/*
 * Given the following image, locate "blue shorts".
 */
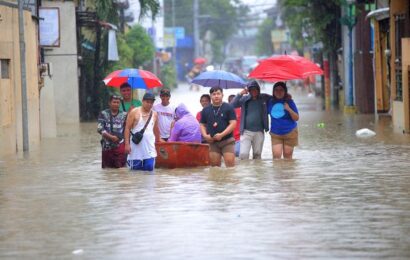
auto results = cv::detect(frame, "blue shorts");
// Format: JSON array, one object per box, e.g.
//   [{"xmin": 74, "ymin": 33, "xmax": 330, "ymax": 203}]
[{"xmin": 127, "ymin": 157, "xmax": 155, "ymax": 171}]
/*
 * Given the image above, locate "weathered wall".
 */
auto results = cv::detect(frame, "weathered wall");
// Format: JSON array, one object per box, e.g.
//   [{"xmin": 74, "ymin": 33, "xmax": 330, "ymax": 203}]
[
  {"xmin": 401, "ymin": 38, "xmax": 410, "ymax": 133},
  {"xmin": 0, "ymin": 4, "xmax": 40, "ymax": 156},
  {"xmin": 42, "ymin": 1, "xmax": 79, "ymax": 124}
]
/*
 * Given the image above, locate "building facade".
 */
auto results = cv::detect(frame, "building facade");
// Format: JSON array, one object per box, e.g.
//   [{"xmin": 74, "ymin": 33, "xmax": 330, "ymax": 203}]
[{"xmin": 0, "ymin": 2, "xmax": 41, "ymax": 156}]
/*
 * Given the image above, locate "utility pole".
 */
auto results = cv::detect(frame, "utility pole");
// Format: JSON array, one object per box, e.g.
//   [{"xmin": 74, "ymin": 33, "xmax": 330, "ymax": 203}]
[
  {"xmin": 193, "ymin": 0, "xmax": 200, "ymax": 58},
  {"xmin": 18, "ymin": 0, "xmax": 29, "ymax": 151},
  {"xmin": 172, "ymin": 0, "xmax": 177, "ymax": 68}
]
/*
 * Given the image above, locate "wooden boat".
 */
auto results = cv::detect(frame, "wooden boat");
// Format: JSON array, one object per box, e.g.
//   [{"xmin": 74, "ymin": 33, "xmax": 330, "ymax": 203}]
[{"xmin": 155, "ymin": 142, "xmax": 210, "ymax": 169}]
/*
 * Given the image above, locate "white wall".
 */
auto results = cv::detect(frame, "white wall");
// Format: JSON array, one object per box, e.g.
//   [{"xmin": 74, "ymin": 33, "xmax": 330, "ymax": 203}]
[{"xmin": 42, "ymin": 1, "xmax": 79, "ymax": 125}]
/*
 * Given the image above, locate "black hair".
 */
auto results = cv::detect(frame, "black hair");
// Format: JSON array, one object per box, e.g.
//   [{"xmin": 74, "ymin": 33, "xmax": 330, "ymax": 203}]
[
  {"xmin": 272, "ymin": 81, "xmax": 292, "ymax": 100},
  {"xmin": 200, "ymin": 94, "xmax": 211, "ymax": 101},
  {"xmin": 228, "ymin": 94, "xmax": 235, "ymax": 103},
  {"xmin": 120, "ymin": 83, "xmax": 131, "ymax": 89},
  {"xmin": 209, "ymin": 86, "xmax": 223, "ymax": 94}
]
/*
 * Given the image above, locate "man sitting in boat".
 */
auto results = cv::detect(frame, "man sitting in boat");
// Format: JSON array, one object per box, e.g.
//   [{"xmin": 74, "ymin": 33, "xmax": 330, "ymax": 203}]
[{"xmin": 169, "ymin": 103, "xmax": 201, "ymax": 143}]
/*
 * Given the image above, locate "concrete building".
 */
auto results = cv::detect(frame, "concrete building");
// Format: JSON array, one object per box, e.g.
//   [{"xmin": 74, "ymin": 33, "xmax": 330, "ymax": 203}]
[
  {"xmin": 369, "ymin": 0, "xmax": 410, "ymax": 133},
  {"xmin": 389, "ymin": 0, "xmax": 410, "ymax": 133},
  {"xmin": 41, "ymin": 0, "xmax": 79, "ymax": 133},
  {"xmin": 0, "ymin": 2, "xmax": 41, "ymax": 156}
]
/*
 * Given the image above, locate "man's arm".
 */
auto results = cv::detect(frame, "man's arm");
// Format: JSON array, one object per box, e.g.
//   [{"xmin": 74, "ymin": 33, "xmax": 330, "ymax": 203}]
[
  {"xmin": 153, "ymin": 112, "xmax": 161, "ymax": 142},
  {"xmin": 97, "ymin": 112, "xmax": 119, "ymax": 143},
  {"xmin": 200, "ymin": 123, "xmax": 213, "ymax": 143},
  {"xmin": 213, "ymin": 120, "xmax": 236, "ymax": 141},
  {"xmin": 231, "ymin": 88, "xmax": 248, "ymax": 108},
  {"xmin": 124, "ymin": 108, "xmax": 137, "ymax": 154},
  {"xmin": 168, "ymin": 122, "xmax": 180, "ymax": 142},
  {"xmin": 261, "ymin": 93, "xmax": 272, "ymax": 100}
]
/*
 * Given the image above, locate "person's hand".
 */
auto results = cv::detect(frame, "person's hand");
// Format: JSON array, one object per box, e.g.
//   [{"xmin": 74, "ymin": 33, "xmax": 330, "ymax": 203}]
[
  {"xmin": 204, "ymin": 134, "xmax": 214, "ymax": 143},
  {"xmin": 284, "ymin": 102, "xmax": 291, "ymax": 112},
  {"xmin": 240, "ymin": 88, "xmax": 248, "ymax": 95},
  {"xmin": 125, "ymin": 143, "xmax": 131, "ymax": 154},
  {"xmin": 111, "ymin": 135, "xmax": 120, "ymax": 143},
  {"xmin": 213, "ymin": 133, "xmax": 223, "ymax": 141}
]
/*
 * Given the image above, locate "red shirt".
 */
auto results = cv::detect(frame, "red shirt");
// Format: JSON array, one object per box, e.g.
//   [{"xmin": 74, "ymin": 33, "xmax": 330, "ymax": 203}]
[
  {"xmin": 233, "ymin": 108, "xmax": 241, "ymax": 141},
  {"xmin": 196, "ymin": 111, "xmax": 201, "ymax": 122}
]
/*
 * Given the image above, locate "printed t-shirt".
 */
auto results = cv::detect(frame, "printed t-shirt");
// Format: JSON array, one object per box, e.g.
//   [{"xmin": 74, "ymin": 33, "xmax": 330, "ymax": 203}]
[
  {"xmin": 153, "ymin": 103, "xmax": 175, "ymax": 138},
  {"xmin": 200, "ymin": 102, "xmax": 237, "ymax": 141},
  {"xmin": 267, "ymin": 99, "xmax": 298, "ymax": 135}
]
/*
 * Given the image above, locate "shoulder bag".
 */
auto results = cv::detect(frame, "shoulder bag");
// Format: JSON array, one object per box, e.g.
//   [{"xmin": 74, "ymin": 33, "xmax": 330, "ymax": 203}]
[{"xmin": 131, "ymin": 111, "xmax": 153, "ymax": 145}]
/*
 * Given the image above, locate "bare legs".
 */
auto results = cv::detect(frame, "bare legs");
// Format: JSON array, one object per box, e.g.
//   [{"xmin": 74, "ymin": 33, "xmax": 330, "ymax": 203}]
[
  {"xmin": 272, "ymin": 143, "xmax": 294, "ymax": 160},
  {"xmin": 210, "ymin": 151, "xmax": 235, "ymax": 167}
]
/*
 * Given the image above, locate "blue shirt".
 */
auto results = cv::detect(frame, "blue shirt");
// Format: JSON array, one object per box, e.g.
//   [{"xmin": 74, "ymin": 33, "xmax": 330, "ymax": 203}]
[{"xmin": 267, "ymin": 99, "xmax": 298, "ymax": 135}]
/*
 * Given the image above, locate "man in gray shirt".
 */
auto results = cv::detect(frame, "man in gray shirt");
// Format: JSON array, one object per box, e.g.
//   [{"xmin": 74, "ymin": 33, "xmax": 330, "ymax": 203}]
[{"xmin": 231, "ymin": 80, "xmax": 270, "ymax": 159}]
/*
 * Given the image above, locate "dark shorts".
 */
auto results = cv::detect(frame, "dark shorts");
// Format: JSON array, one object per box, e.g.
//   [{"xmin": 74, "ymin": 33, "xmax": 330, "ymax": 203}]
[
  {"xmin": 209, "ymin": 137, "xmax": 235, "ymax": 155},
  {"xmin": 127, "ymin": 157, "xmax": 156, "ymax": 171},
  {"xmin": 102, "ymin": 143, "xmax": 126, "ymax": 168}
]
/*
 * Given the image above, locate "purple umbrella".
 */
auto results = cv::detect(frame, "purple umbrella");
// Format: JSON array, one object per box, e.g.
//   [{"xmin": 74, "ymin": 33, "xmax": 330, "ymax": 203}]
[{"xmin": 191, "ymin": 70, "xmax": 246, "ymax": 89}]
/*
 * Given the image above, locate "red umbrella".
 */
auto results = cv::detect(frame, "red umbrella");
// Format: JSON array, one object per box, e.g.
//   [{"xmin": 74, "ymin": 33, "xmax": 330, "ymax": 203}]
[
  {"xmin": 103, "ymin": 68, "xmax": 162, "ymax": 89},
  {"xmin": 194, "ymin": 57, "xmax": 207, "ymax": 64},
  {"xmin": 248, "ymin": 55, "xmax": 323, "ymax": 82}
]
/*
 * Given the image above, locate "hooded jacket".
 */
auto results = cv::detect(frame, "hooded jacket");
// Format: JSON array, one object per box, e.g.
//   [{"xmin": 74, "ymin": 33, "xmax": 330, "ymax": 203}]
[
  {"xmin": 169, "ymin": 104, "xmax": 202, "ymax": 143},
  {"xmin": 231, "ymin": 82, "xmax": 271, "ymax": 135}
]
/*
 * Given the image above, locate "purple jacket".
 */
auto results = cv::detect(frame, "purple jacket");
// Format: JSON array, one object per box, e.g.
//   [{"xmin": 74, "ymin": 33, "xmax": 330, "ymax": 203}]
[{"xmin": 169, "ymin": 104, "xmax": 202, "ymax": 143}]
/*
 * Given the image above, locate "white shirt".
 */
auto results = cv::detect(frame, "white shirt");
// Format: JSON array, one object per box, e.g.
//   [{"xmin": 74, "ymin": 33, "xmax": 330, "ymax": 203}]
[
  {"xmin": 128, "ymin": 110, "xmax": 157, "ymax": 160},
  {"xmin": 153, "ymin": 103, "xmax": 175, "ymax": 139}
]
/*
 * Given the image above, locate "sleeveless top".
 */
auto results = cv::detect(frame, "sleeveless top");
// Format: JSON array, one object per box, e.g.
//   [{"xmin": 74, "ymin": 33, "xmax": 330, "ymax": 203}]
[{"xmin": 127, "ymin": 110, "xmax": 157, "ymax": 160}]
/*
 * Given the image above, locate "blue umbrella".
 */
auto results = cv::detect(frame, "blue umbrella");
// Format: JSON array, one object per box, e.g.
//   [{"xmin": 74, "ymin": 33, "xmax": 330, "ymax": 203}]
[{"xmin": 191, "ymin": 70, "xmax": 246, "ymax": 89}]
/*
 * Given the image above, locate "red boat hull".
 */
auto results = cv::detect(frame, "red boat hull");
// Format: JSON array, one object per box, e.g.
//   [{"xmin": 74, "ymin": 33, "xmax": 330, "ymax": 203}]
[{"xmin": 155, "ymin": 142, "xmax": 210, "ymax": 169}]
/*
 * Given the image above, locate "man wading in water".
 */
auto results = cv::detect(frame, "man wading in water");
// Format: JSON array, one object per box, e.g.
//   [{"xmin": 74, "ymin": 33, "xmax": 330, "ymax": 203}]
[
  {"xmin": 200, "ymin": 86, "xmax": 237, "ymax": 167},
  {"xmin": 124, "ymin": 93, "xmax": 160, "ymax": 171}
]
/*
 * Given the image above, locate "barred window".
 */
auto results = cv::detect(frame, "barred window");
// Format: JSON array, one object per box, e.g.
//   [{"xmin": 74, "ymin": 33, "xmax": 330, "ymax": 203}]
[
  {"xmin": 1, "ymin": 59, "xmax": 10, "ymax": 79},
  {"xmin": 394, "ymin": 14, "xmax": 405, "ymax": 101}
]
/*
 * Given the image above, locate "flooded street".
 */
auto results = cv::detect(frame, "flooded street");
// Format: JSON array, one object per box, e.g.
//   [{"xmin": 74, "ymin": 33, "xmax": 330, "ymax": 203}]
[{"xmin": 1, "ymin": 83, "xmax": 410, "ymax": 259}]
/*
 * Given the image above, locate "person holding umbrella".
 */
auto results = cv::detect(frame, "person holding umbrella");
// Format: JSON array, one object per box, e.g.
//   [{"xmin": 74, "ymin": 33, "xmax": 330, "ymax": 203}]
[
  {"xmin": 119, "ymin": 83, "xmax": 142, "ymax": 112},
  {"xmin": 200, "ymin": 86, "xmax": 237, "ymax": 167},
  {"xmin": 267, "ymin": 81, "xmax": 299, "ymax": 159},
  {"xmin": 231, "ymin": 80, "xmax": 270, "ymax": 160}
]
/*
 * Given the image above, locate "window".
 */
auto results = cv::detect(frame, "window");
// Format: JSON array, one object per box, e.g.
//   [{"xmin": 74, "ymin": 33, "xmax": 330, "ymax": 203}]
[
  {"xmin": 394, "ymin": 14, "xmax": 405, "ymax": 101},
  {"xmin": 1, "ymin": 59, "xmax": 10, "ymax": 79}
]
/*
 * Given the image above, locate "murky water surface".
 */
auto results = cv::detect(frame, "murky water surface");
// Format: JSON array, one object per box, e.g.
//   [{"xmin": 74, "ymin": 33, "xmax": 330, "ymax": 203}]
[{"xmin": 1, "ymin": 85, "xmax": 410, "ymax": 259}]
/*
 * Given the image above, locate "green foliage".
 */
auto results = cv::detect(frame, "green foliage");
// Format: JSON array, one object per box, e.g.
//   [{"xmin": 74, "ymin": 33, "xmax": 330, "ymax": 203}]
[
  {"xmin": 256, "ymin": 18, "xmax": 275, "ymax": 56},
  {"xmin": 160, "ymin": 62, "xmax": 177, "ymax": 89},
  {"xmin": 108, "ymin": 35, "xmax": 134, "ymax": 71},
  {"xmin": 138, "ymin": 0, "xmax": 160, "ymax": 20},
  {"xmin": 280, "ymin": 0, "xmax": 342, "ymax": 53},
  {"xmin": 106, "ymin": 25, "xmax": 155, "ymax": 77},
  {"xmin": 78, "ymin": 0, "xmax": 160, "ymax": 120},
  {"xmin": 125, "ymin": 25, "xmax": 155, "ymax": 67}
]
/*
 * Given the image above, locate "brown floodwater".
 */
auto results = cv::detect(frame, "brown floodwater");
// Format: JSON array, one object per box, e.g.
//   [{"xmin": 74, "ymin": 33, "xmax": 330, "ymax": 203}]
[{"xmin": 1, "ymin": 85, "xmax": 410, "ymax": 259}]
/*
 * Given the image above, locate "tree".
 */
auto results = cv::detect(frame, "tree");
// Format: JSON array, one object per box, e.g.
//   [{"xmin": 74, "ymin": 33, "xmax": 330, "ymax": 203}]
[
  {"xmin": 278, "ymin": 0, "xmax": 342, "ymax": 104},
  {"xmin": 256, "ymin": 18, "xmax": 275, "ymax": 56},
  {"xmin": 280, "ymin": 0, "xmax": 341, "ymax": 54},
  {"xmin": 79, "ymin": 0, "xmax": 160, "ymax": 120}
]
